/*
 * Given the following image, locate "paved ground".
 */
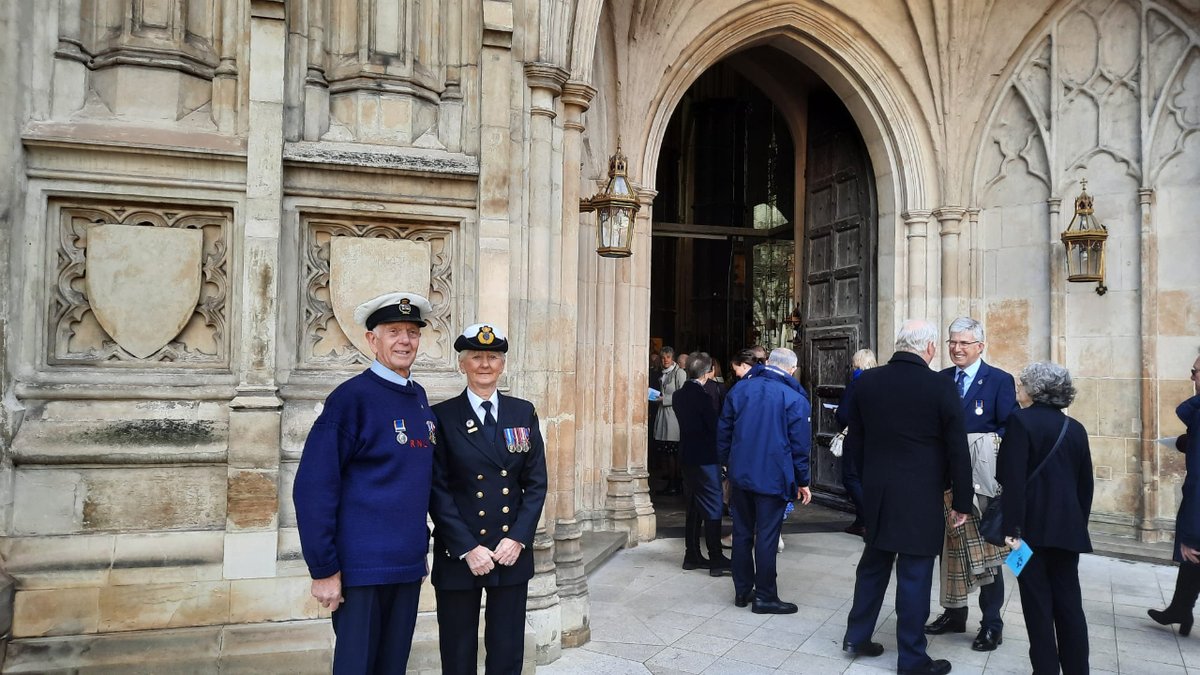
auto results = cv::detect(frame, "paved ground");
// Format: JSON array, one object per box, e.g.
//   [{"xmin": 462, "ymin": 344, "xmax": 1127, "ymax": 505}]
[{"xmin": 543, "ymin": 526, "xmax": 1199, "ymax": 674}]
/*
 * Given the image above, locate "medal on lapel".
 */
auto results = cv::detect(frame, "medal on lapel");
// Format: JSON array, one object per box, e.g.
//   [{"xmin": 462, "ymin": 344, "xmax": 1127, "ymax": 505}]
[
  {"xmin": 466, "ymin": 419, "xmax": 477, "ymax": 434},
  {"xmin": 394, "ymin": 419, "xmax": 408, "ymax": 444},
  {"xmin": 504, "ymin": 427, "xmax": 531, "ymax": 453},
  {"xmin": 427, "ymin": 420, "xmax": 437, "ymax": 445},
  {"xmin": 975, "ymin": 400, "xmax": 984, "ymax": 416}
]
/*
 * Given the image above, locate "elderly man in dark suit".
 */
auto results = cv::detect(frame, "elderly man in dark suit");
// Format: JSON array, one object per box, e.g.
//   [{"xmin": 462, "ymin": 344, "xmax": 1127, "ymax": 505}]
[
  {"xmin": 925, "ymin": 317, "xmax": 1018, "ymax": 652},
  {"xmin": 429, "ymin": 323, "xmax": 548, "ymax": 675},
  {"xmin": 841, "ymin": 320, "xmax": 973, "ymax": 675}
]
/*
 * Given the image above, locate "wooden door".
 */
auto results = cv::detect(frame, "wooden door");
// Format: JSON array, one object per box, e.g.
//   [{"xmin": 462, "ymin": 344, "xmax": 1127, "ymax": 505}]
[{"xmin": 798, "ymin": 92, "xmax": 876, "ymax": 502}]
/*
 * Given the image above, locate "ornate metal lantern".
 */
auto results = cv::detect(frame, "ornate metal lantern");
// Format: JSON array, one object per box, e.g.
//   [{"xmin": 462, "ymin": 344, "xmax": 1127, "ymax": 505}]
[
  {"xmin": 581, "ymin": 145, "xmax": 640, "ymax": 258},
  {"xmin": 1060, "ymin": 179, "xmax": 1109, "ymax": 295}
]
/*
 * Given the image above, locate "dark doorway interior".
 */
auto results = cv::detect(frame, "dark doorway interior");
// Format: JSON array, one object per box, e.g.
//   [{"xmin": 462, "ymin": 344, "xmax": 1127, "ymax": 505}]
[{"xmin": 648, "ymin": 50, "xmax": 877, "ymax": 510}]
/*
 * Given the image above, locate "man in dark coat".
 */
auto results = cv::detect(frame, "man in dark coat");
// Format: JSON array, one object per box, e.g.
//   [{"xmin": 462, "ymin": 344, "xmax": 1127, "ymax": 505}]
[
  {"xmin": 926, "ymin": 317, "xmax": 1018, "ymax": 651},
  {"xmin": 717, "ymin": 347, "xmax": 812, "ymax": 614},
  {"xmin": 429, "ymin": 323, "xmax": 548, "ymax": 675},
  {"xmin": 842, "ymin": 320, "xmax": 973, "ymax": 675},
  {"xmin": 674, "ymin": 352, "xmax": 732, "ymax": 575}
]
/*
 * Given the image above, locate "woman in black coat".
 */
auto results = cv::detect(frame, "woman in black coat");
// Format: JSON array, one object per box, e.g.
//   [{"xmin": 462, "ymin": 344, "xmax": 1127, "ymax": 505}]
[
  {"xmin": 997, "ymin": 361, "xmax": 1093, "ymax": 675},
  {"xmin": 1148, "ymin": 354, "xmax": 1200, "ymax": 635}
]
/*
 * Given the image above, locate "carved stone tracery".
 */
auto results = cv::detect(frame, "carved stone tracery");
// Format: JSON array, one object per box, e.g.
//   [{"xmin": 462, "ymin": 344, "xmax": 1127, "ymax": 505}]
[
  {"xmin": 300, "ymin": 215, "xmax": 454, "ymax": 369},
  {"xmin": 51, "ymin": 201, "xmax": 230, "ymax": 366}
]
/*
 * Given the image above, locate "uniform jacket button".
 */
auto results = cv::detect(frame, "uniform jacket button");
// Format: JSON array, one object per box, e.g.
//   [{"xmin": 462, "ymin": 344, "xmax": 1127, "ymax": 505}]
[
  {"xmin": 476, "ymin": 491, "xmax": 483, "ymax": 498},
  {"xmin": 477, "ymin": 474, "xmax": 484, "ymax": 480},
  {"xmin": 501, "ymin": 470, "xmax": 508, "ymax": 477},
  {"xmin": 478, "ymin": 510, "xmax": 485, "ymax": 517},
  {"xmin": 502, "ymin": 525, "xmax": 509, "ymax": 532},
  {"xmin": 502, "ymin": 506, "xmax": 510, "ymax": 513},
  {"xmin": 480, "ymin": 529, "xmax": 487, "ymax": 536},
  {"xmin": 502, "ymin": 488, "xmax": 510, "ymax": 495}
]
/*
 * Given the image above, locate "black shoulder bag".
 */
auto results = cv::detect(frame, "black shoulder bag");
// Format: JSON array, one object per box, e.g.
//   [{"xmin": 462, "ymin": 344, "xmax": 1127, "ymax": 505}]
[{"xmin": 978, "ymin": 417, "xmax": 1070, "ymax": 547}]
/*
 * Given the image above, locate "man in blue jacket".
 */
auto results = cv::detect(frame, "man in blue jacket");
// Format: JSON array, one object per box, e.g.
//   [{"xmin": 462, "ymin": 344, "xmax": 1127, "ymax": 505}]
[
  {"xmin": 717, "ymin": 347, "xmax": 812, "ymax": 614},
  {"xmin": 293, "ymin": 291, "xmax": 437, "ymax": 674}
]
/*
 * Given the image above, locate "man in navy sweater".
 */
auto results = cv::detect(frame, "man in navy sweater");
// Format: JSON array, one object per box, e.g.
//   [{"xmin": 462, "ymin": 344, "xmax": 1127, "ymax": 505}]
[{"xmin": 293, "ymin": 291, "xmax": 438, "ymax": 674}]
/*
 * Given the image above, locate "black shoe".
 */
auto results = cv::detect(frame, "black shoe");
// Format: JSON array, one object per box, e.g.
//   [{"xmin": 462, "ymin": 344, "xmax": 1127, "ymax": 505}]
[
  {"xmin": 841, "ymin": 640, "xmax": 884, "ymax": 657},
  {"xmin": 971, "ymin": 627, "xmax": 1002, "ymax": 651},
  {"xmin": 898, "ymin": 659, "xmax": 951, "ymax": 675},
  {"xmin": 681, "ymin": 555, "xmax": 709, "ymax": 570},
  {"xmin": 708, "ymin": 560, "xmax": 732, "ymax": 577},
  {"xmin": 752, "ymin": 599, "xmax": 798, "ymax": 614},
  {"xmin": 923, "ymin": 610, "xmax": 967, "ymax": 635},
  {"xmin": 734, "ymin": 590, "xmax": 754, "ymax": 608},
  {"xmin": 1149, "ymin": 607, "xmax": 1195, "ymax": 636}
]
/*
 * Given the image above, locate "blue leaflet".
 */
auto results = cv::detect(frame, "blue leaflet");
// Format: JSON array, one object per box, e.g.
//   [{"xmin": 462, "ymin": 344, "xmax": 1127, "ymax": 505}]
[{"xmin": 1005, "ymin": 540, "xmax": 1034, "ymax": 577}]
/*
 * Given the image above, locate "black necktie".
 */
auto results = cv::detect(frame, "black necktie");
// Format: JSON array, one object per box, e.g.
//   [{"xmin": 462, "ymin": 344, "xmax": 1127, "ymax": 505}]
[{"xmin": 481, "ymin": 400, "xmax": 497, "ymax": 430}]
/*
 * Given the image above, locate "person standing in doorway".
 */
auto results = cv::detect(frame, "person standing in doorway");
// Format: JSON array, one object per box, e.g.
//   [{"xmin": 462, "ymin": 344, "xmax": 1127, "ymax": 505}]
[
  {"xmin": 674, "ymin": 351, "xmax": 732, "ymax": 576},
  {"xmin": 654, "ymin": 346, "xmax": 687, "ymax": 495}
]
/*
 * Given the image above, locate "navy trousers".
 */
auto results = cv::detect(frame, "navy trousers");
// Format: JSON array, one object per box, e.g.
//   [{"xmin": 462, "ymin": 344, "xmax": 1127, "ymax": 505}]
[
  {"xmin": 845, "ymin": 545, "xmax": 936, "ymax": 671},
  {"xmin": 978, "ymin": 573, "xmax": 1005, "ymax": 630},
  {"xmin": 841, "ymin": 451, "xmax": 865, "ymax": 527},
  {"xmin": 436, "ymin": 583, "xmax": 529, "ymax": 675},
  {"xmin": 1017, "ymin": 547, "xmax": 1089, "ymax": 675},
  {"xmin": 330, "ymin": 581, "xmax": 421, "ymax": 674},
  {"xmin": 729, "ymin": 486, "xmax": 787, "ymax": 602}
]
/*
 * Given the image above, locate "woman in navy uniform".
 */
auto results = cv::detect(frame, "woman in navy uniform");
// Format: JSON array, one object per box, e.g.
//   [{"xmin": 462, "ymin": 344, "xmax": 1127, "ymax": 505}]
[{"xmin": 429, "ymin": 323, "xmax": 548, "ymax": 674}]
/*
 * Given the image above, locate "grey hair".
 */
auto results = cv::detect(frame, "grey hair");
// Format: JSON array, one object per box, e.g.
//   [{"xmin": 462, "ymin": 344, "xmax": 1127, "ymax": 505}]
[
  {"xmin": 660, "ymin": 346, "xmax": 675, "ymax": 358},
  {"xmin": 852, "ymin": 348, "xmax": 877, "ymax": 370},
  {"xmin": 1020, "ymin": 361, "xmax": 1076, "ymax": 408},
  {"xmin": 458, "ymin": 349, "xmax": 507, "ymax": 364},
  {"xmin": 686, "ymin": 352, "xmax": 712, "ymax": 380},
  {"xmin": 895, "ymin": 320, "xmax": 938, "ymax": 354},
  {"xmin": 948, "ymin": 317, "xmax": 985, "ymax": 343},
  {"xmin": 766, "ymin": 347, "xmax": 798, "ymax": 370}
]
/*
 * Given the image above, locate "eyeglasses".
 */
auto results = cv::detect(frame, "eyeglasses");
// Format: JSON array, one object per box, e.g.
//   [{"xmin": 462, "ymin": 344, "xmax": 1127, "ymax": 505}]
[{"xmin": 946, "ymin": 340, "xmax": 981, "ymax": 348}]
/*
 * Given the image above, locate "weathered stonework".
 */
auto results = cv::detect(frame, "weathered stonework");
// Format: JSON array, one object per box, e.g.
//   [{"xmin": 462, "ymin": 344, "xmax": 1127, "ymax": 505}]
[{"xmin": 1, "ymin": 0, "xmax": 1198, "ymax": 672}]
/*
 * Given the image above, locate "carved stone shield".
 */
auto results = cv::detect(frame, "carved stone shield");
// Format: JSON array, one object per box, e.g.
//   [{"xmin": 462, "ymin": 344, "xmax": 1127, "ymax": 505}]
[
  {"xmin": 85, "ymin": 224, "xmax": 203, "ymax": 359},
  {"xmin": 329, "ymin": 237, "xmax": 432, "ymax": 358}
]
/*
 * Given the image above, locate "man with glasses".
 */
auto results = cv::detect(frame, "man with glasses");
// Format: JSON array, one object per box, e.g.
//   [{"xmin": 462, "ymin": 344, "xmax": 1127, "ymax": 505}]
[{"xmin": 924, "ymin": 317, "xmax": 1018, "ymax": 652}]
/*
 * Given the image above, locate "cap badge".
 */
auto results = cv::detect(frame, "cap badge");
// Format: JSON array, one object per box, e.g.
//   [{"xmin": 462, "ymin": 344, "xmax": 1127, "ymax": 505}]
[
  {"xmin": 399, "ymin": 298, "xmax": 412, "ymax": 314},
  {"xmin": 478, "ymin": 326, "xmax": 495, "ymax": 345}
]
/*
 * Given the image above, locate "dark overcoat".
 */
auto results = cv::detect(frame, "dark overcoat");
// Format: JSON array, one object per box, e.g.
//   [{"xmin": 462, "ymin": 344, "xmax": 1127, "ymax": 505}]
[
  {"xmin": 1174, "ymin": 395, "xmax": 1200, "ymax": 563},
  {"xmin": 429, "ymin": 391, "xmax": 547, "ymax": 590},
  {"xmin": 844, "ymin": 351, "xmax": 973, "ymax": 556},
  {"xmin": 995, "ymin": 403, "xmax": 1093, "ymax": 552}
]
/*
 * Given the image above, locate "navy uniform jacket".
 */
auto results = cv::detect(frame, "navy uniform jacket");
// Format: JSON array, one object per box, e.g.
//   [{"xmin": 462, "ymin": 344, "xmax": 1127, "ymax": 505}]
[
  {"xmin": 845, "ymin": 351, "xmax": 973, "ymax": 556},
  {"xmin": 429, "ymin": 391, "xmax": 548, "ymax": 590},
  {"xmin": 996, "ymin": 404, "xmax": 1093, "ymax": 552},
  {"xmin": 1173, "ymin": 395, "xmax": 1200, "ymax": 563},
  {"xmin": 940, "ymin": 360, "xmax": 1017, "ymax": 436}
]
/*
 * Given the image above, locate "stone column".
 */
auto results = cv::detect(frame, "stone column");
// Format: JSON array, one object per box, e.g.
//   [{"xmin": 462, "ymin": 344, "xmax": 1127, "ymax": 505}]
[
  {"xmin": 966, "ymin": 208, "xmax": 982, "ymax": 318},
  {"xmin": 1137, "ymin": 187, "xmax": 1159, "ymax": 542},
  {"xmin": 213, "ymin": 0, "xmax": 240, "ymax": 134},
  {"xmin": 224, "ymin": 0, "xmax": 286, "ymax": 581},
  {"xmin": 934, "ymin": 206, "xmax": 967, "ymax": 336},
  {"xmin": 302, "ymin": 0, "xmax": 329, "ymax": 141},
  {"xmin": 902, "ymin": 210, "xmax": 931, "ymax": 320},
  {"xmin": 554, "ymin": 80, "xmax": 596, "ymax": 649},
  {"xmin": 522, "ymin": 61, "xmax": 568, "ymax": 666},
  {"xmin": 605, "ymin": 189, "xmax": 656, "ymax": 545},
  {"xmin": 1047, "ymin": 198, "xmax": 1066, "ymax": 363}
]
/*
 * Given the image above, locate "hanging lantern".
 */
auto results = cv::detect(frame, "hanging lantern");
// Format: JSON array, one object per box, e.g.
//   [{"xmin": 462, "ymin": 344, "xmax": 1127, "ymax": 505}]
[
  {"xmin": 1060, "ymin": 179, "xmax": 1108, "ymax": 296},
  {"xmin": 581, "ymin": 144, "xmax": 640, "ymax": 258}
]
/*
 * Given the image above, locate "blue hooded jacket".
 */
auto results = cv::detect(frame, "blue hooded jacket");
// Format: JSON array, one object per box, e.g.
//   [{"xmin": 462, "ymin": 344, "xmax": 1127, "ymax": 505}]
[{"xmin": 717, "ymin": 366, "xmax": 812, "ymax": 499}]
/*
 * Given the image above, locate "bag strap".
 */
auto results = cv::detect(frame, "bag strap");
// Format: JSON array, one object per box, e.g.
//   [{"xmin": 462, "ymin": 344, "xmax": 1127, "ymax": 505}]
[{"xmin": 1026, "ymin": 417, "xmax": 1070, "ymax": 485}]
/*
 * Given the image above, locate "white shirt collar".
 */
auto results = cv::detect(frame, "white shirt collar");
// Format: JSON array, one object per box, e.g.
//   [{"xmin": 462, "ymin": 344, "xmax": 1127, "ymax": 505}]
[
  {"xmin": 466, "ymin": 388, "xmax": 499, "ymax": 423},
  {"xmin": 370, "ymin": 360, "xmax": 410, "ymax": 386}
]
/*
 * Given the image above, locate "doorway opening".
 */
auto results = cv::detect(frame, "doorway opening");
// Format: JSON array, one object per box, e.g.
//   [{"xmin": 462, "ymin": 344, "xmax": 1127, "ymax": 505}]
[{"xmin": 647, "ymin": 48, "xmax": 877, "ymax": 514}]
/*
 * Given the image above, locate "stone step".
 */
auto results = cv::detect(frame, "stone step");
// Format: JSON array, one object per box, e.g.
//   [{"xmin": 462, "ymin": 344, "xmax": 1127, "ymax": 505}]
[
  {"xmin": 580, "ymin": 531, "xmax": 627, "ymax": 575},
  {"xmin": 1091, "ymin": 532, "xmax": 1174, "ymax": 563}
]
